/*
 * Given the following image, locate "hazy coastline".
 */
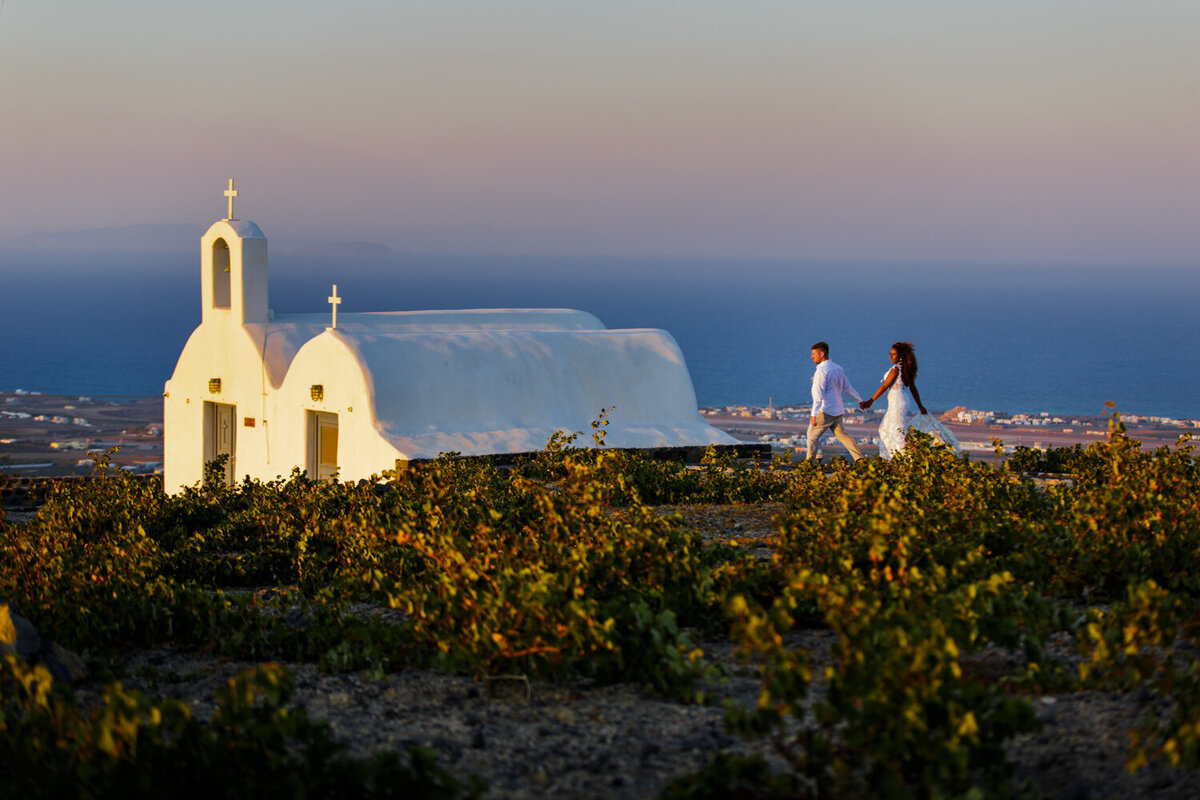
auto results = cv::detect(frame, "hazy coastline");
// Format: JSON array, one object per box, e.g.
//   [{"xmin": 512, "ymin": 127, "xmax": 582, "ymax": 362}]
[{"xmin": 3, "ymin": 391, "xmax": 1194, "ymax": 479}]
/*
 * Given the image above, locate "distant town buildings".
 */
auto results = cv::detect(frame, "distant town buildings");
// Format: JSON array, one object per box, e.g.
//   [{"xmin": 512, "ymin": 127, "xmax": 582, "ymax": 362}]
[
  {"xmin": 700, "ymin": 403, "xmax": 1199, "ymax": 460},
  {"xmin": 940, "ymin": 406, "xmax": 1199, "ymax": 430},
  {"xmin": 713, "ymin": 403, "xmax": 881, "ymax": 421}
]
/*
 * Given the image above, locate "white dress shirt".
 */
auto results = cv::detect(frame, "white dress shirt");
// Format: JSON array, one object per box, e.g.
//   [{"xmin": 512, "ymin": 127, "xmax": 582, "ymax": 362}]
[{"xmin": 811, "ymin": 359, "xmax": 862, "ymax": 417}]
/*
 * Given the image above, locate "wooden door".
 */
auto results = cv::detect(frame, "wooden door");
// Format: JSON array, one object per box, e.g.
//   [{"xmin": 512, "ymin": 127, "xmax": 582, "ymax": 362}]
[
  {"xmin": 205, "ymin": 402, "xmax": 236, "ymax": 486},
  {"xmin": 308, "ymin": 411, "xmax": 339, "ymax": 481}
]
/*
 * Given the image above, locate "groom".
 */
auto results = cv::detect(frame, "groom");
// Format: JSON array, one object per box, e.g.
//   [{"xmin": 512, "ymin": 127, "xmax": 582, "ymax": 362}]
[{"xmin": 807, "ymin": 341, "xmax": 865, "ymax": 462}]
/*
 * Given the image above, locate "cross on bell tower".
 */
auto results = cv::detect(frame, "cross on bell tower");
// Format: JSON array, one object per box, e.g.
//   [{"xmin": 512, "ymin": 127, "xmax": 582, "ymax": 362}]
[{"xmin": 223, "ymin": 178, "xmax": 238, "ymax": 220}]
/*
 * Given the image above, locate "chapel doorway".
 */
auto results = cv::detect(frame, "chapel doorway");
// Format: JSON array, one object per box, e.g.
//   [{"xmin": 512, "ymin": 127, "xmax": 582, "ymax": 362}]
[
  {"xmin": 308, "ymin": 411, "xmax": 339, "ymax": 481},
  {"xmin": 203, "ymin": 402, "xmax": 236, "ymax": 486}
]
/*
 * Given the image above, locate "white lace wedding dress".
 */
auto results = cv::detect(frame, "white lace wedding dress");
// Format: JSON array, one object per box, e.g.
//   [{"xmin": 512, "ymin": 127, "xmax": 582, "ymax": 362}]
[{"xmin": 877, "ymin": 366, "xmax": 961, "ymax": 459}]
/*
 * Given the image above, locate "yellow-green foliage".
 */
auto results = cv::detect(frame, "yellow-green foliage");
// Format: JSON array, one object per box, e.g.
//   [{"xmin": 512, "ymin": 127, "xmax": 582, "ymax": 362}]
[
  {"xmin": 720, "ymin": 425, "xmax": 1200, "ymax": 797},
  {"xmin": 1, "ymin": 420, "xmax": 1198, "ymax": 799}
]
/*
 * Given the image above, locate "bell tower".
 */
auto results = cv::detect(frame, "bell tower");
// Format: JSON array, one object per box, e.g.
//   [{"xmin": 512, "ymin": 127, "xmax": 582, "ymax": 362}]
[{"xmin": 200, "ymin": 179, "xmax": 268, "ymax": 325}]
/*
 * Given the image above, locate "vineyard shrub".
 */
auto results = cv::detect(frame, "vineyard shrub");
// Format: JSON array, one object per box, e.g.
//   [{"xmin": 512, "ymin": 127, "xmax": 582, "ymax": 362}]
[{"xmin": 1, "ymin": 416, "xmax": 1197, "ymax": 796}]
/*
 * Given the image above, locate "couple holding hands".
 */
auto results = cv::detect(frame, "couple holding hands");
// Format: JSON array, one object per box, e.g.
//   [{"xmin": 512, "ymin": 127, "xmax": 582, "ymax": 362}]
[{"xmin": 807, "ymin": 340, "xmax": 959, "ymax": 462}]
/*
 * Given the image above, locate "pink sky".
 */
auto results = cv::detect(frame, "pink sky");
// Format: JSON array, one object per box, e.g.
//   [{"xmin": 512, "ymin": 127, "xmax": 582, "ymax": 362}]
[{"xmin": 2, "ymin": 1, "xmax": 1198, "ymax": 265}]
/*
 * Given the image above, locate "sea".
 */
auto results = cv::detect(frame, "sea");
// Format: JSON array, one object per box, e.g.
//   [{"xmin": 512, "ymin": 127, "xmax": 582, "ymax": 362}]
[{"xmin": 2, "ymin": 249, "xmax": 1198, "ymax": 421}]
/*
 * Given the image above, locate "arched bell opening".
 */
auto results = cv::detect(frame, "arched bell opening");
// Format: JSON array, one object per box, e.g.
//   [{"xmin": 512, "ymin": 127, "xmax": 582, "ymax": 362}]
[{"xmin": 212, "ymin": 238, "xmax": 231, "ymax": 309}]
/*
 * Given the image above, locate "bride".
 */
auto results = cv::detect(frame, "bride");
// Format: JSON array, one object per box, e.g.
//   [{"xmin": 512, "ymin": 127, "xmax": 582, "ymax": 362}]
[{"xmin": 859, "ymin": 341, "xmax": 960, "ymax": 459}]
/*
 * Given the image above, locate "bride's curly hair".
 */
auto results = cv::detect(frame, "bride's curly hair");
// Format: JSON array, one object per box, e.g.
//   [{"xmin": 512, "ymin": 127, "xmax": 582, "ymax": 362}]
[{"xmin": 892, "ymin": 341, "xmax": 918, "ymax": 386}]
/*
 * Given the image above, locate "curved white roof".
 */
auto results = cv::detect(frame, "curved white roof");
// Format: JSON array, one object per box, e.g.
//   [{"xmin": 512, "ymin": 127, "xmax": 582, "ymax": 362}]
[
  {"xmin": 216, "ymin": 219, "xmax": 266, "ymax": 239},
  {"xmin": 259, "ymin": 308, "xmax": 605, "ymax": 388},
  {"xmin": 289, "ymin": 327, "xmax": 734, "ymax": 459}
]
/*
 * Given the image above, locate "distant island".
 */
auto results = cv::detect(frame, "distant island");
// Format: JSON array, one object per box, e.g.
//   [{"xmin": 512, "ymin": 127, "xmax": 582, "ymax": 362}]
[{"xmin": 0, "ymin": 223, "xmax": 394, "ymax": 260}]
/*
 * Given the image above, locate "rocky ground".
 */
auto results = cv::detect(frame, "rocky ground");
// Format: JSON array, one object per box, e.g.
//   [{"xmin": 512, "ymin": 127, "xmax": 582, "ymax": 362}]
[
  {"xmin": 10, "ymin": 499, "xmax": 1200, "ymax": 798},
  {"xmin": 97, "ymin": 639, "xmax": 1200, "ymax": 800}
]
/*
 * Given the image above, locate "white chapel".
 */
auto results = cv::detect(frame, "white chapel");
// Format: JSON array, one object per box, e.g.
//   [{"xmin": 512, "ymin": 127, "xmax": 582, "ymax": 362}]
[{"xmin": 162, "ymin": 182, "xmax": 736, "ymax": 491}]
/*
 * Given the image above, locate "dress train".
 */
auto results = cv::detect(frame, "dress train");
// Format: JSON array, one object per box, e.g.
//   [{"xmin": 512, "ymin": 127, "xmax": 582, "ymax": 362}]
[{"xmin": 877, "ymin": 368, "xmax": 960, "ymax": 459}]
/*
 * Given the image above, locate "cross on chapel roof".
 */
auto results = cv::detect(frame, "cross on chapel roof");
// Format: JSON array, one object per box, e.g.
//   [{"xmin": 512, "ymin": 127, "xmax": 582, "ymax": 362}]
[
  {"xmin": 328, "ymin": 284, "xmax": 342, "ymax": 330},
  {"xmin": 223, "ymin": 178, "xmax": 238, "ymax": 220}
]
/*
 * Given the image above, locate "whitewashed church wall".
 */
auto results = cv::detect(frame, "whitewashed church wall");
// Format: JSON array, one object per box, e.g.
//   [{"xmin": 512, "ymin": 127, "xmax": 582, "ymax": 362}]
[
  {"xmin": 272, "ymin": 330, "xmax": 401, "ymax": 482},
  {"xmin": 163, "ymin": 324, "xmax": 279, "ymax": 491}
]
